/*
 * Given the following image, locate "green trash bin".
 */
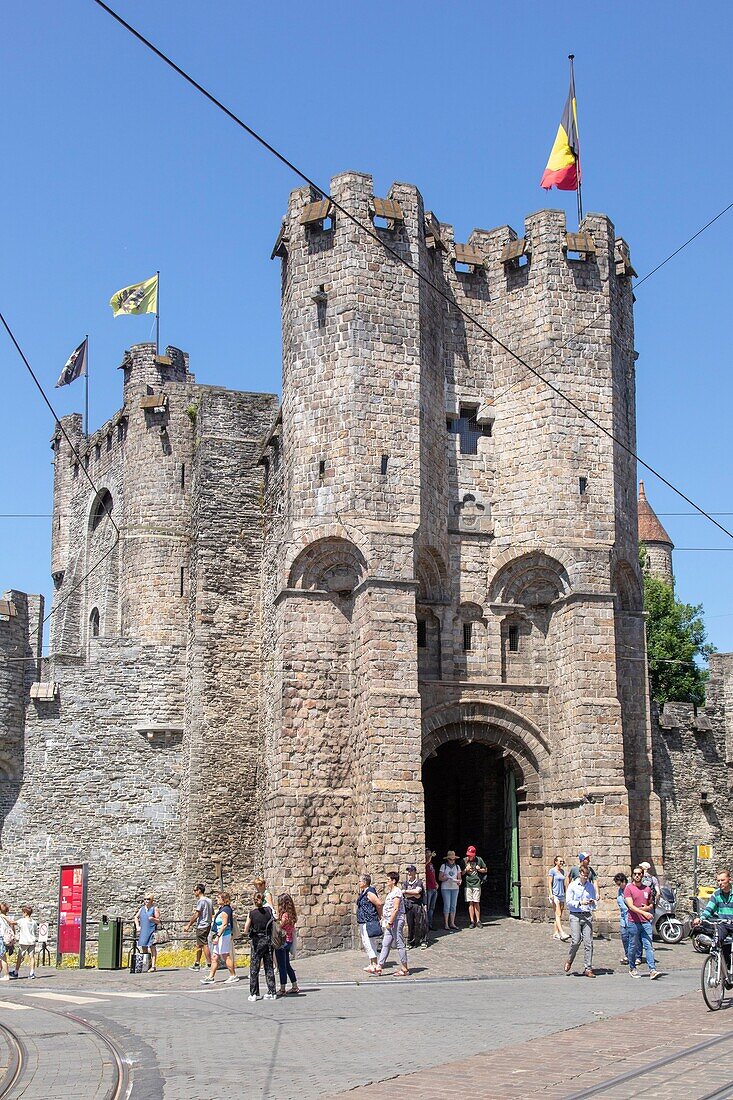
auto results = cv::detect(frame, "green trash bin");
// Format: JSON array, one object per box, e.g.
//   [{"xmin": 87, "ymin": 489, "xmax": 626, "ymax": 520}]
[{"xmin": 97, "ymin": 915, "xmax": 123, "ymax": 969}]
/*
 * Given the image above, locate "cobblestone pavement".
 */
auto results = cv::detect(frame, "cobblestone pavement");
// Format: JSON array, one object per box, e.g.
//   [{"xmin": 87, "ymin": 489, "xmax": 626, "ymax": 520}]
[
  {"xmin": 0, "ymin": 921, "xmax": 722, "ymax": 1098},
  {"xmin": 338, "ymin": 991, "xmax": 733, "ymax": 1098}
]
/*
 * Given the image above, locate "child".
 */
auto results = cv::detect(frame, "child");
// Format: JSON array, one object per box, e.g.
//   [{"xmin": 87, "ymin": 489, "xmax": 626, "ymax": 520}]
[{"xmin": 16, "ymin": 906, "xmax": 39, "ymax": 979}]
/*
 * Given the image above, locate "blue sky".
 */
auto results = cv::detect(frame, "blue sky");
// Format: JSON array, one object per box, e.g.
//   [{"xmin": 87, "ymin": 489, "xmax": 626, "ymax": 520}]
[{"xmin": 2, "ymin": 1, "xmax": 732, "ymax": 653}]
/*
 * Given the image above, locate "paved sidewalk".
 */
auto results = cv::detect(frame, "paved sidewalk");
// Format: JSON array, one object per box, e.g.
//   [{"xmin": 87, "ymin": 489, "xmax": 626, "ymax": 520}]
[
  {"xmin": 295, "ymin": 915, "xmax": 694, "ymax": 982},
  {"xmin": 337, "ymin": 991, "xmax": 733, "ymax": 1098}
]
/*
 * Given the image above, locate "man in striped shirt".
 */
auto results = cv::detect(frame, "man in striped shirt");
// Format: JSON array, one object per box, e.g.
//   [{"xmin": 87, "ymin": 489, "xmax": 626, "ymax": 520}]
[{"xmin": 697, "ymin": 870, "xmax": 733, "ymax": 950}]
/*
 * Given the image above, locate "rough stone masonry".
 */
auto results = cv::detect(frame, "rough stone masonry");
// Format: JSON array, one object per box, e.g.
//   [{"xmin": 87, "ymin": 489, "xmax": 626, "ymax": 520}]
[{"xmin": 1, "ymin": 171, "xmax": 730, "ymax": 947}]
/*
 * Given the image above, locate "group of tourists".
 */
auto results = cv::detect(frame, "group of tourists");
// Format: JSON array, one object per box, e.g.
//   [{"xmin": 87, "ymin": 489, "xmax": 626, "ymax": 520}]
[
  {"xmin": 355, "ymin": 844, "xmax": 489, "ymax": 976},
  {"xmin": 0, "ymin": 903, "xmax": 41, "ymax": 981},
  {"xmin": 13, "ymin": 850, "xmax": 728, "ymax": 992},
  {"xmin": 136, "ymin": 877, "xmax": 300, "ymax": 1000},
  {"xmin": 548, "ymin": 851, "xmax": 662, "ymax": 979}
]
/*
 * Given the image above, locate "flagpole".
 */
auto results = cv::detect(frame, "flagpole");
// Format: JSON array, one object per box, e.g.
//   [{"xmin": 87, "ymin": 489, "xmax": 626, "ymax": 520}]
[
  {"xmin": 569, "ymin": 54, "xmax": 584, "ymax": 225},
  {"xmin": 85, "ymin": 334, "xmax": 89, "ymax": 438},
  {"xmin": 156, "ymin": 270, "xmax": 160, "ymax": 355}
]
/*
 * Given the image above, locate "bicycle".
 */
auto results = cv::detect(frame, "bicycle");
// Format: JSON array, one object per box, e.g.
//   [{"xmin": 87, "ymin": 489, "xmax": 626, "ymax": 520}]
[{"xmin": 699, "ymin": 919, "xmax": 733, "ymax": 1010}]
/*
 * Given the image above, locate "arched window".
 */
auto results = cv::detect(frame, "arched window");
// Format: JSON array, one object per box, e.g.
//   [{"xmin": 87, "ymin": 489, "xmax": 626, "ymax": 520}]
[
  {"xmin": 89, "ymin": 607, "xmax": 100, "ymax": 638},
  {"xmin": 90, "ymin": 489, "xmax": 113, "ymax": 532}
]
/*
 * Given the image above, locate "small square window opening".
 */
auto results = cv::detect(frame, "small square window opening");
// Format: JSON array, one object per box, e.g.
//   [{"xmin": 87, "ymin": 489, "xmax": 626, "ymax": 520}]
[
  {"xmin": 579, "ymin": 476, "xmax": 588, "ymax": 496},
  {"xmin": 380, "ymin": 455, "xmax": 389, "ymax": 476}
]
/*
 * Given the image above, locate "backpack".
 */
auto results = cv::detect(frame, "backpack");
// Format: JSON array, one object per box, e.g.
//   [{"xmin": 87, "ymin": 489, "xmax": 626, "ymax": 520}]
[
  {"xmin": 267, "ymin": 913, "xmax": 285, "ymax": 949},
  {"xmin": 1, "ymin": 918, "xmax": 14, "ymax": 947}
]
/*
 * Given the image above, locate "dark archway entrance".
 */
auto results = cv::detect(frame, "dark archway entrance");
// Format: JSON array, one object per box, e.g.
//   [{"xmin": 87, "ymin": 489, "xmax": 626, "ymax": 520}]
[{"xmin": 422, "ymin": 741, "xmax": 520, "ymax": 917}]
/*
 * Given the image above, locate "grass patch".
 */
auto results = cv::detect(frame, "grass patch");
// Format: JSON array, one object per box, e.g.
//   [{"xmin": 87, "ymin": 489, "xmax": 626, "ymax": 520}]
[{"xmin": 55, "ymin": 945, "xmax": 252, "ymax": 970}]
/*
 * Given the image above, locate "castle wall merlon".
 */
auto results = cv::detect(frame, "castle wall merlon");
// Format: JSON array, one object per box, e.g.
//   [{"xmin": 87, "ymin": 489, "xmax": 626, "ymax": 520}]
[
  {"xmin": 121, "ymin": 343, "xmax": 189, "ymax": 396},
  {"xmin": 52, "ymin": 413, "xmax": 83, "ymax": 453}
]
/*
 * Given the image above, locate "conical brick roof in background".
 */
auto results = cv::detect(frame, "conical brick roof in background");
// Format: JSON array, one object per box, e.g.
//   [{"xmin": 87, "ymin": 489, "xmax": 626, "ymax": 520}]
[{"xmin": 638, "ymin": 481, "xmax": 673, "ymax": 546}]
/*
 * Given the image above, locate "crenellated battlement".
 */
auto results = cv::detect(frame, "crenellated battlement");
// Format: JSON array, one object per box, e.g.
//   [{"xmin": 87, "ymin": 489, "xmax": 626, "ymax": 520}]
[{"xmin": 275, "ymin": 172, "xmax": 633, "ymax": 294}]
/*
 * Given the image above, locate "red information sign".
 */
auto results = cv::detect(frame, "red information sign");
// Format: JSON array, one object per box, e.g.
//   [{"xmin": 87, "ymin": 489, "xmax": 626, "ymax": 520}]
[{"xmin": 58, "ymin": 864, "xmax": 85, "ymax": 954}]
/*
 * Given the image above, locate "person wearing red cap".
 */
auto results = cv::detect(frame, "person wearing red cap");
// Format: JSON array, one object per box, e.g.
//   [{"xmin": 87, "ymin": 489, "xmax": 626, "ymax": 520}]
[{"xmin": 462, "ymin": 845, "xmax": 487, "ymax": 928}]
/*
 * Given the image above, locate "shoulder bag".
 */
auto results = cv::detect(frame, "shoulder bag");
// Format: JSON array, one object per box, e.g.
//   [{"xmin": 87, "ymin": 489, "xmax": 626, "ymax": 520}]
[{"xmin": 152, "ymin": 921, "xmax": 170, "ymax": 946}]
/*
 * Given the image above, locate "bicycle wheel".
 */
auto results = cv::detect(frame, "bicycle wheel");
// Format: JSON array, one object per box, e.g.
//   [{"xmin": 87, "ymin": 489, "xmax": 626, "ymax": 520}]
[{"xmin": 702, "ymin": 952, "xmax": 725, "ymax": 1010}]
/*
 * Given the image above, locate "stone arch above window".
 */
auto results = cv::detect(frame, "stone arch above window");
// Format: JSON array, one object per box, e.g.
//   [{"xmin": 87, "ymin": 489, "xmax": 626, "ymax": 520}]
[
  {"xmin": 89, "ymin": 489, "xmax": 113, "ymax": 532},
  {"xmin": 489, "ymin": 551, "xmax": 570, "ymax": 607},
  {"xmin": 288, "ymin": 536, "xmax": 367, "ymax": 595},
  {"xmin": 89, "ymin": 607, "xmax": 100, "ymax": 638},
  {"xmin": 415, "ymin": 546, "xmax": 448, "ymax": 604},
  {"xmin": 612, "ymin": 560, "xmax": 642, "ymax": 613}
]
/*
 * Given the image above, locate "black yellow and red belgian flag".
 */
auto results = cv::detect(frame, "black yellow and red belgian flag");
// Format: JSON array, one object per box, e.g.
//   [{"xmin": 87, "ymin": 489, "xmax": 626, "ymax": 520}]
[{"xmin": 540, "ymin": 67, "xmax": 580, "ymax": 191}]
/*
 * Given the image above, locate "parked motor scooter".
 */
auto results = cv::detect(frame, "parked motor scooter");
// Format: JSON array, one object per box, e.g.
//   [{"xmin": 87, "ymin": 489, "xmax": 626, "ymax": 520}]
[{"xmin": 654, "ymin": 885, "xmax": 684, "ymax": 944}]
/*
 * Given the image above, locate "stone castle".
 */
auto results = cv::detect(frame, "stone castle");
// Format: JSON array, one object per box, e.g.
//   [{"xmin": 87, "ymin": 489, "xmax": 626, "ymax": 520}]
[{"xmin": 1, "ymin": 172, "xmax": 731, "ymax": 948}]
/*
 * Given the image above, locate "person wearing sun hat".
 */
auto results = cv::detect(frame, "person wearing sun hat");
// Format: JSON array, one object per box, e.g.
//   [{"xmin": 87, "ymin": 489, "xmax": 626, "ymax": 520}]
[
  {"xmin": 462, "ymin": 845, "xmax": 487, "ymax": 928},
  {"xmin": 438, "ymin": 850, "xmax": 462, "ymax": 930}
]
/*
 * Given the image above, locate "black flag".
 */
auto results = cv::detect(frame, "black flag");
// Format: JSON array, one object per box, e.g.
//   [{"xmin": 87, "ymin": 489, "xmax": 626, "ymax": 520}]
[{"xmin": 55, "ymin": 338, "xmax": 88, "ymax": 388}]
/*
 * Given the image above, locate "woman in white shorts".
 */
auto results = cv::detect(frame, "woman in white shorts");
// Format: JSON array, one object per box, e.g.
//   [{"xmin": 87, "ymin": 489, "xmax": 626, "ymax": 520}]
[
  {"xmin": 201, "ymin": 891, "xmax": 238, "ymax": 984},
  {"xmin": 356, "ymin": 874, "xmax": 382, "ymax": 972}
]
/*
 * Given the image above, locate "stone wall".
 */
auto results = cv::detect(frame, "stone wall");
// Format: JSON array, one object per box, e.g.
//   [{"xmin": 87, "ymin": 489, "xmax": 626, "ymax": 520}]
[
  {"xmin": 178, "ymin": 385, "xmax": 278, "ymax": 904},
  {"xmin": 0, "ymin": 591, "xmax": 43, "ymax": 837},
  {"xmin": 653, "ymin": 653, "xmax": 733, "ymax": 897},
  {"xmin": 2, "ymin": 639, "xmax": 186, "ymax": 920}
]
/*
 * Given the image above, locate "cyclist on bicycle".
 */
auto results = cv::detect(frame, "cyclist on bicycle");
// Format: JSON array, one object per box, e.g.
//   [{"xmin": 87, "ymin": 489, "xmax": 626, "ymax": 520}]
[{"xmin": 694, "ymin": 869, "xmax": 733, "ymax": 951}]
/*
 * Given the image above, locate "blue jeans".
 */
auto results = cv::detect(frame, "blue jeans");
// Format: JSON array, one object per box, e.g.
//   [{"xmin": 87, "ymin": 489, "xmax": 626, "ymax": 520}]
[
  {"xmin": 426, "ymin": 889, "xmax": 438, "ymax": 929},
  {"xmin": 619, "ymin": 909, "xmax": 630, "ymax": 959},
  {"xmin": 441, "ymin": 886, "xmax": 459, "ymax": 919},
  {"xmin": 628, "ymin": 920, "xmax": 655, "ymax": 971},
  {"xmin": 275, "ymin": 942, "xmax": 297, "ymax": 987}
]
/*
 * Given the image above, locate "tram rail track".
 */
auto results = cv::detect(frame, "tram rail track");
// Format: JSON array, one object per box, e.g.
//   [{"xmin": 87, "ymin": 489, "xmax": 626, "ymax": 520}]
[
  {"xmin": 0, "ymin": 1003, "xmax": 129, "ymax": 1100},
  {"xmin": 566, "ymin": 1027, "xmax": 733, "ymax": 1098},
  {"xmin": 0, "ymin": 1021, "xmax": 25, "ymax": 1099}
]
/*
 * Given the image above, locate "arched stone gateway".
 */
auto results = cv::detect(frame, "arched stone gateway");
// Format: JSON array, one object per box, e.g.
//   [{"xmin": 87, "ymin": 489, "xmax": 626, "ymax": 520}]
[{"xmin": 422, "ymin": 702, "xmax": 550, "ymax": 921}]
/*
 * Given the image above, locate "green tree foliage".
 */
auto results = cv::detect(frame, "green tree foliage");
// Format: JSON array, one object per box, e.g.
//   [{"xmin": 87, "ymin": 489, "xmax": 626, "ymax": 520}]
[{"xmin": 639, "ymin": 545, "xmax": 714, "ymax": 706}]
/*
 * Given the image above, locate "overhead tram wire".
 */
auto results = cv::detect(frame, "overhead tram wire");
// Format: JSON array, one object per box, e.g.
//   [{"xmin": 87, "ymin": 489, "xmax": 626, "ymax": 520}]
[
  {"xmin": 0, "ymin": 311, "xmax": 120, "ymax": 646},
  {"xmin": 90, "ymin": 0, "xmax": 733, "ymax": 544}
]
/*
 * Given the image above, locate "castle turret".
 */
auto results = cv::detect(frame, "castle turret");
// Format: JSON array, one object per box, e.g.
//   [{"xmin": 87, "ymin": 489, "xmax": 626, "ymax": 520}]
[
  {"xmin": 638, "ymin": 481, "xmax": 674, "ymax": 584},
  {"xmin": 265, "ymin": 172, "xmax": 426, "ymax": 948},
  {"xmin": 119, "ymin": 343, "xmax": 194, "ymax": 645}
]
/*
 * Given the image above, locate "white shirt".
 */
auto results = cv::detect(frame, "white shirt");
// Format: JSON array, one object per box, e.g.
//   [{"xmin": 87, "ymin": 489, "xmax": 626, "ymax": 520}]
[
  {"xmin": 17, "ymin": 917, "xmax": 38, "ymax": 946},
  {"xmin": 566, "ymin": 879, "xmax": 597, "ymax": 913},
  {"xmin": 382, "ymin": 887, "xmax": 405, "ymax": 923},
  {"xmin": 440, "ymin": 863, "xmax": 460, "ymax": 888}
]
